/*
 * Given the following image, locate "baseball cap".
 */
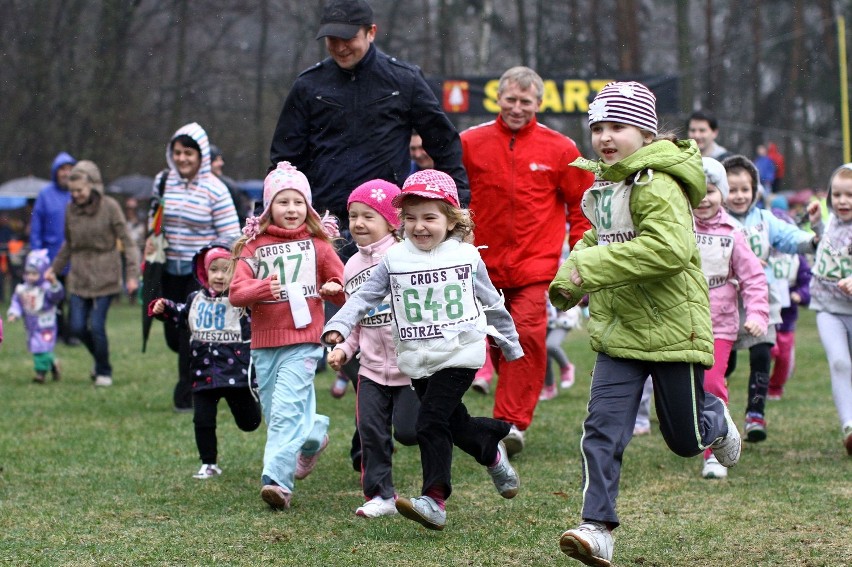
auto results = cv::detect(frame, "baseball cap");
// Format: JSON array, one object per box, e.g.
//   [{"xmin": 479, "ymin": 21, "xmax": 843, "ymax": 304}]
[
  {"xmin": 392, "ymin": 169, "xmax": 460, "ymax": 208},
  {"xmin": 316, "ymin": 0, "xmax": 374, "ymax": 40}
]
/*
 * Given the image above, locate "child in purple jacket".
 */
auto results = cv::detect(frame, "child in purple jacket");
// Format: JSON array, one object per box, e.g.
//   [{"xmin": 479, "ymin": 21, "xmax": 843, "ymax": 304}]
[{"xmin": 7, "ymin": 249, "xmax": 64, "ymax": 383}]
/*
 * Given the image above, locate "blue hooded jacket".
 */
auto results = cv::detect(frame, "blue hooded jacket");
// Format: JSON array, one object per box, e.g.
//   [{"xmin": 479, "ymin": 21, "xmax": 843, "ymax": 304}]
[{"xmin": 31, "ymin": 152, "xmax": 77, "ymax": 262}]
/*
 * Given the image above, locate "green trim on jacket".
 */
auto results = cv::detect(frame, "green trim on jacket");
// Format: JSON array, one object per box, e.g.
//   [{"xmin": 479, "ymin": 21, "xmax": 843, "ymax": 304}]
[{"xmin": 549, "ymin": 139, "xmax": 714, "ymax": 366}]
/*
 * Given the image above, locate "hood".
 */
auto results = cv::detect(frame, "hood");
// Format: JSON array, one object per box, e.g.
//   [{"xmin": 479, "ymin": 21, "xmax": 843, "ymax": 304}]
[
  {"xmin": 24, "ymin": 249, "xmax": 51, "ymax": 283},
  {"xmin": 572, "ymin": 139, "xmax": 706, "ymax": 208},
  {"xmin": 51, "ymin": 152, "xmax": 77, "ymax": 185},
  {"xmin": 192, "ymin": 237, "xmax": 235, "ymax": 293},
  {"xmin": 165, "ymin": 122, "xmax": 212, "ymax": 181},
  {"xmin": 695, "ymin": 206, "xmax": 737, "ymax": 231}
]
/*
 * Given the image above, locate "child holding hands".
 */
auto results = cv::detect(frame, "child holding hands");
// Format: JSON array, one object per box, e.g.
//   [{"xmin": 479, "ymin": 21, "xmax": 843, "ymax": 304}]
[
  {"xmin": 322, "ymin": 169, "xmax": 522, "ymax": 531},
  {"xmin": 229, "ymin": 162, "xmax": 345, "ymax": 510},
  {"xmin": 7, "ymin": 249, "xmax": 64, "ymax": 383},
  {"xmin": 150, "ymin": 238, "xmax": 261, "ymax": 479},
  {"xmin": 326, "ymin": 179, "xmax": 420, "ymax": 518},
  {"xmin": 549, "ymin": 82, "xmax": 741, "ymax": 566},
  {"xmin": 809, "ymin": 164, "xmax": 852, "ymax": 455}
]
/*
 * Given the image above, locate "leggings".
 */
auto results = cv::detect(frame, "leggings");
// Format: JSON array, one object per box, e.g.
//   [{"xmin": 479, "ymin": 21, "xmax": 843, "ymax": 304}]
[{"xmin": 815, "ymin": 312, "xmax": 852, "ymax": 428}]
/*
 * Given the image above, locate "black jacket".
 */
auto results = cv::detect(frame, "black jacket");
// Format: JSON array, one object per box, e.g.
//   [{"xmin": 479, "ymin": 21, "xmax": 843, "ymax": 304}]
[
  {"xmin": 151, "ymin": 239, "xmax": 254, "ymax": 392},
  {"xmin": 269, "ymin": 45, "xmax": 469, "ymax": 222}
]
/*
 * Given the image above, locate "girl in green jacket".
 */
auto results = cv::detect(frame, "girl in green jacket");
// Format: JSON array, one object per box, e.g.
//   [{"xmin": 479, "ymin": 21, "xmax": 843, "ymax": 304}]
[{"xmin": 548, "ymin": 82, "xmax": 741, "ymax": 567}]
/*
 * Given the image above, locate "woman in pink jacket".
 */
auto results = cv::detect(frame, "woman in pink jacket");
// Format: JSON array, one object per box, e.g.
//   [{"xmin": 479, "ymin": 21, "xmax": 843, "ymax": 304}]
[
  {"xmin": 694, "ymin": 158, "xmax": 769, "ymax": 479},
  {"xmin": 326, "ymin": 180, "xmax": 419, "ymax": 518}
]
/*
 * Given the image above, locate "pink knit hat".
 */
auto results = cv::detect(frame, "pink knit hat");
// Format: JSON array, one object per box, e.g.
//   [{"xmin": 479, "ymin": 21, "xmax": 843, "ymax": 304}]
[
  {"xmin": 392, "ymin": 169, "xmax": 460, "ymax": 208},
  {"xmin": 347, "ymin": 179, "xmax": 401, "ymax": 229},
  {"xmin": 243, "ymin": 161, "xmax": 340, "ymax": 240}
]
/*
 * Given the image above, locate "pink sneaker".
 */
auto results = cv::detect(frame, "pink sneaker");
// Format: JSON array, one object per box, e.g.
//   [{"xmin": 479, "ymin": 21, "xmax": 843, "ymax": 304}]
[
  {"xmin": 330, "ymin": 375, "xmax": 349, "ymax": 398},
  {"xmin": 560, "ymin": 363, "xmax": 576, "ymax": 389},
  {"xmin": 295, "ymin": 435, "xmax": 329, "ymax": 480},
  {"xmin": 261, "ymin": 484, "xmax": 291, "ymax": 510},
  {"xmin": 539, "ymin": 384, "xmax": 558, "ymax": 401}
]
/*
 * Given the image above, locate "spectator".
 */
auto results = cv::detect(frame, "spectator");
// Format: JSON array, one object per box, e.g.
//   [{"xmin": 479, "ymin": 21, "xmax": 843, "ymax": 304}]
[
  {"xmin": 408, "ymin": 131, "xmax": 435, "ymax": 175},
  {"xmin": 687, "ymin": 110, "xmax": 732, "ymax": 161},
  {"xmin": 147, "ymin": 123, "xmax": 240, "ymax": 411},
  {"xmin": 31, "ymin": 151, "xmax": 77, "ymax": 344},
  {"xmin": 210, "ymin": 144, "xmax": 250, "ymax": 227},
  {"xmin": 767, "ymin": 142, "xmax": 786, "ymax": 191},
  {"xmin": 754, "ymin": 144, "xmax": 776, "ymax": 193},
  {"xmin": 460, "ymin": 66, "xmax": 594, "ymax": 456},
  {"xmin": 269, "ymin": 0, "xmax": 469, "ymax": 237},
  {"xmin": 48, "ymin": 160, "xmax": 140, "ymax": 387}
]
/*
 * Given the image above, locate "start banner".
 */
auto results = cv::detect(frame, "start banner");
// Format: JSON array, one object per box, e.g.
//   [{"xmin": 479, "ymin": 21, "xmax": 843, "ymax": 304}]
[{"xmin": 428, "ymin": 75, "xmax": 679, "ymax": 116}]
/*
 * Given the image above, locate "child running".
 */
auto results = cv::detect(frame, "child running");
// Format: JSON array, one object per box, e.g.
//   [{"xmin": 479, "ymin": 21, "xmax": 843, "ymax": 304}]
[
  {"xmin": 7, "ymin": 249, "xmax": 64, "ymax": 383},
  {"xmin": 766, "ymin": 195, "xmax": 812, "ymax": 400},
  {"xmin": 150, "ymin": 238, "xmax": 262, "ymax": 479},
  {"xmin": 723, "ymin": 155, "xmax": 820, "ymax": 441},
  {"xmin": 693, "ymin": 157, "xmax": 769, "ymax": 479},
  {"xmin": 326, "ymin": 179, "xmax": 420, "ymax": 518},
  {"xmin": 549, "ymin": 81, "xmax": 741, "ymax": 566},
  {"xmin": 322, "ymin": 169, "xmax": 523, "ymax": 531},
  {"xmin": 809, "ymin": 164, "xmax": 852, "ymax": 455},
  {"xmin": 229, "ymin": 161, "xmax": 345, "ymax": 510}
]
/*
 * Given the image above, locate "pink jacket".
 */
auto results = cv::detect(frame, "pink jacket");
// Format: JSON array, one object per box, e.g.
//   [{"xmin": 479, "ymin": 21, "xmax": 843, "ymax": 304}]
[
  {"xmin": 336, "ymin": 233, "xmax": 410, "ymax": 387},
  {"xmin": 695, "ymin": 208, "xmax": 769, "ymax": 341}
]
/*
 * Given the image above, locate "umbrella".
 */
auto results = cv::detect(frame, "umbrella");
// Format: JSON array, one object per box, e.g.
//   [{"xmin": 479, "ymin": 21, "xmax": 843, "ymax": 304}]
[
  {"xmin": 0, "ymin": 176, "xmax": 49, "ymax": 198},
  {"xmin": 108, "ymin": 174, "xmax": 155, "ymax": 200},
  {"xmin": 0, "ymin": 196, "xmax": 28, "ymax": 210},
  {"xmin": 236, "ymin": 179, "xmax": 264, "ymax": 201}
]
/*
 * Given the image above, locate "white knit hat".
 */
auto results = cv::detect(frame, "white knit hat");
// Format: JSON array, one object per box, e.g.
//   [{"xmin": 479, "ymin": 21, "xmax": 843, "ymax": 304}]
[
  {"xmin": 702, "ymin": 157, "xmax": 729, "ymax": 199},
  {"xmin": 588, "ymin": 81, "xmax": 658, "ymax": 135}
]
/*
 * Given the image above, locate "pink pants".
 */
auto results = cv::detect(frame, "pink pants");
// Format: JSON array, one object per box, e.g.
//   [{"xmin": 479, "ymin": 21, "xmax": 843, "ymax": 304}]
[
  {"xmin": 704, "ymin": 337, "xmax": 734, "ymax": 459},
  {"xmin": 769, "ymin": 330, "xmax": 795, "ymax": 396}
]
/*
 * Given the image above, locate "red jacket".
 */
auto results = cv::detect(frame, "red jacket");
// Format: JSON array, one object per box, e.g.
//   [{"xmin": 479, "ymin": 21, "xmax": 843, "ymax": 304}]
[{"xmin": 461, "ymin": 115, "xmax": 593, "ymax": 288}]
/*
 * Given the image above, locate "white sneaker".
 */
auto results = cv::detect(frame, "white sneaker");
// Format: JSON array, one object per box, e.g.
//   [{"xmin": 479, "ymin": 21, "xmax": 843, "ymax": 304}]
[
  {"xmin": 395, "ymin": 495, "xmax": 446, "ymax": 530},
  {"xmin": 94, "ymin": 375, "xmax": 113, "ymax": 387},
  {"xmin": 487, "ymin": 441, "xmax": 519, "ymax": 498},
  {"xmin": 193, "ymin": 464, "xmax": 222, "ymax": 479},
  {"xmin": 559, "ymin": 521, "xmax": 613, "ymax": 566},
  {"xmin": 710, "ymin": 403, "xmax": 741, "ymax": 468},
  {"xmin": 355, "ymin": 496, "xmax": 397, "ymax": 518},
  {"xmin": 701, "ymin": 455, "xmax": 728, "ymax": 479},
  {"xmin": 503, "ymin": 425, "xmax": 525, "ymax": 457}
]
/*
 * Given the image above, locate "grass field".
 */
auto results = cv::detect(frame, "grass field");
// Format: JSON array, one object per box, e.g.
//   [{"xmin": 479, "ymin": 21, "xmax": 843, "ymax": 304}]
[{"xmin": 0, "ymin": 299, "xmax": 850, "ymax": 566}]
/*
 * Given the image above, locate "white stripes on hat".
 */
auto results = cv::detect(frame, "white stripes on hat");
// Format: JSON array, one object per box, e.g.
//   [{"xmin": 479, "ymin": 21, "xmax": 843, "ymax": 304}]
[{"xmin": 588, "ymin": 81, "xmax": 658, "ymax": 135}]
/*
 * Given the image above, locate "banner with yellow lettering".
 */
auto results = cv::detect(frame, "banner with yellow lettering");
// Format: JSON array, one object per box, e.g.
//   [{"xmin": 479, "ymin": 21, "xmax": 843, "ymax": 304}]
[{"xmin": 428, "ymin": 76, "xmax": 678, "ymax": 116}]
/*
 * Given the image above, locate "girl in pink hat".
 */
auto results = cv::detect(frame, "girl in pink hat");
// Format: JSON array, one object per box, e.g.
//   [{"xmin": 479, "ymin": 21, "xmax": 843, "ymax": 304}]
[
  {"xmin": 322, "ymin": 169, "xmax": 522, "ymax": 531},
  {"xmin": 229, "ymin": 161, "xmax": 345, "ymax": 511}
]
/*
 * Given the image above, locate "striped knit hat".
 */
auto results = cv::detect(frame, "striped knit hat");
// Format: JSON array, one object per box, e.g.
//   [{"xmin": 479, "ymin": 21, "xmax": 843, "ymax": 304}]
[{"xmin": 588, "ymin": 81, "xmax": 658, "ymax": 135}]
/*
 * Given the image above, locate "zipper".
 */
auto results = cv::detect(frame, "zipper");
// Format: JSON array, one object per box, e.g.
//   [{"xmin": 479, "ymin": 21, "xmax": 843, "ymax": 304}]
[
  {"xmin": 636, "ymin": 285, "xmax": 662, "ymax": 322},
  {"xmin": 315, "ymin": 95, "xmax": 344, "ymax": 108},
  {"xmin": 368, "ymin": 91, "xmax": 400, "ymax": 105}
]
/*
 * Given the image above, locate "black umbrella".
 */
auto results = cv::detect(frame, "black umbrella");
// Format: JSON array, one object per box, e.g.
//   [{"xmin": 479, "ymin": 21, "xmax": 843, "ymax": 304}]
[
  {"xmin": 108, "ymin": 174, "xmax": 154, "ymax": 200},
  {"xmin": 140, "ymin": 234, "xmax": 167, "ymax": 353}
]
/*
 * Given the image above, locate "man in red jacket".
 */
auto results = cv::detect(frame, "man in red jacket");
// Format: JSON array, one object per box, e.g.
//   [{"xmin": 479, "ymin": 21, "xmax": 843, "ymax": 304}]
[{"xmin": 461, "ymin": 66, "xmax": 594, "ymax": 456}]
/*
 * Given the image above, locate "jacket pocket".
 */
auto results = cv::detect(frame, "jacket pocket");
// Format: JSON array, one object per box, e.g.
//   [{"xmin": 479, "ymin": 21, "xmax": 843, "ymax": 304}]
[
  {"xmin": 315, "ymin": 95, "xmax": 344, "ymax": 109},
  {"xmin": 367, "ymin": 90, "xmax": 400, "ymax": 106},
  {"xmin": 635, "ymin": 284, "xmax": 662, "ymax": 323}
]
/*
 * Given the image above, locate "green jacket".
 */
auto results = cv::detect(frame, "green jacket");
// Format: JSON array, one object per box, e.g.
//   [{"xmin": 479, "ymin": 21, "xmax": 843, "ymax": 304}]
[{"xmin": 548, "ymin": 139, "xmax": 714, "ymax": 366}]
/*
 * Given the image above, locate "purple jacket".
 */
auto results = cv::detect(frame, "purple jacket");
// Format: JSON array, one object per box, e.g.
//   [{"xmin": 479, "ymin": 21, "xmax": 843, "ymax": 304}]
[
  {"xmin": 769, "ymin": 208, "xmax": 811, "ymax": 332},
  {"xmin": 8, "ymin": 281, "xmax": 64, "ymax": 354},
  {"xmin": 695, "ymin": 208, "xmax": 769, "ymax": 341},
  {"xmin": 336, "ymin": 233, "xmax": 410, "ymax": 387}
]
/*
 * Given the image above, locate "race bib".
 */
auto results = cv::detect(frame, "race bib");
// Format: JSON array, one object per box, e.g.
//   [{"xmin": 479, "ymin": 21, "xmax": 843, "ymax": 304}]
[
  {"xmin": 582, "ymin": 179, "xmax": 637, "ymax": 246},
  {"xmin": 813, "ymin": 239, "xmax": 852, "ymax": 282},
  {"xmin": 695, "ymin": 232, "xmax": 734, "ymax": 288},
  {"xmin": 37, "ymin": 311, "xmax": 57, "ymax": 328},
  {"xmin": 389, "ymin": 264, "xmax": 480, "ymax": 341},
  {"xmin": 768, "ymin": 251, "xmax": 799, "ymax": 285},
  {"xmin": 741, "ymin": 222, "xmax": 771, "ymax": 262},
  {"xmin": 346, "ymin": 266, "xmax": 393, "ymax": 327},
  {"xmin": 253, "ymin": 239, "xmax": 319, "ymax": 301},
  {"xmin": 188, "ymin": 295, "xmax": 244, "ymax": 343}
]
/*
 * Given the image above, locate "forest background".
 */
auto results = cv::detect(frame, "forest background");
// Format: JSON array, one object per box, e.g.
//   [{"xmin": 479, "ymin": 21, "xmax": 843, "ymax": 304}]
[{"xmin": 1, "ymin": 0, "xmax": 849, "ymax": 191}]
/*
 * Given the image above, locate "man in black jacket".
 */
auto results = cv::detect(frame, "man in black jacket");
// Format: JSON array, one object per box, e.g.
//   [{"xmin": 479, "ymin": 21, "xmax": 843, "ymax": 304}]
[{"xmin": 269, "ymin": 0, "xmax": 469, "ymax": 228}]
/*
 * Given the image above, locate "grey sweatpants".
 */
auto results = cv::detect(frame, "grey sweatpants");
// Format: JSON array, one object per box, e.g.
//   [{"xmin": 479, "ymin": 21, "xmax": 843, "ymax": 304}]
[
  {"xmin": 579, "ymin": 353, "xmax": 727, "ymax": 527},
  {"xmin": 815, "ymin": 312, "xmax": 852, "ymax": 428}
]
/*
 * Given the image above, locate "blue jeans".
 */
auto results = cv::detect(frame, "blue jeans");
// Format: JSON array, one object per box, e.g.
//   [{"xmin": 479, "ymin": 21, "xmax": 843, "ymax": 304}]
[
  {"xmin": 69, "ymin": 294, "xmax": 113, "ymax": 377},
  {"xmin": 252, "ymin": 344, "xmax": 329, "ymax": 492}
]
